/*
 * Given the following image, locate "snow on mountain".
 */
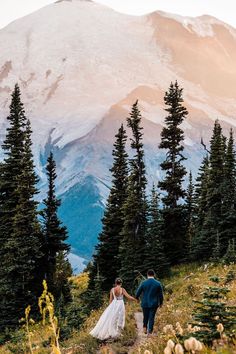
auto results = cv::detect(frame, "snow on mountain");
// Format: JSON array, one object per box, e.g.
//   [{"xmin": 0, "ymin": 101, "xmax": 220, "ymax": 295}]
[
  {"xmin": 68, "ymin": 253, "xmax": 88, "ymax": 274},
  {"xmin": 0, "ymin": 0, "xmax": 236, "ymax": 258}
]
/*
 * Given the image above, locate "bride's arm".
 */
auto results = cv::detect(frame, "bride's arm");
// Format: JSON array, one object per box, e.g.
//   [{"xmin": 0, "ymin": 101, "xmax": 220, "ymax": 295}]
[
  {"xmin": 122, "ymin": 288, "xmax": 137, "ymax": 302},
  {"xmin": 109, "ymin": 289, "xmax": 114, "ymax": 304}
]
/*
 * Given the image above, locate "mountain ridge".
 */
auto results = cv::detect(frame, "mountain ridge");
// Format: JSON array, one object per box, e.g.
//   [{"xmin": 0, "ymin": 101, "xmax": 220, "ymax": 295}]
[{"xmin": 0, "ymin": 0, "xmax": 236, "ymax": 258}]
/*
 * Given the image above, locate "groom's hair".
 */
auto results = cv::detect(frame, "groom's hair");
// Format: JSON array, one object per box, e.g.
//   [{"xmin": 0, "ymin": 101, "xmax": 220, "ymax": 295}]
[{"xmin": 147, "ymin": 269, "xmax": 155, "ymax": 277}]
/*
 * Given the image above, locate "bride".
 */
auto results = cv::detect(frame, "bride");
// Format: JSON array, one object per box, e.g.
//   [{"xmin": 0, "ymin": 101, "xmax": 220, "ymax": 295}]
[{"xmin": 90, "ymin": 278, "xmax": 137, "ymax": 340}]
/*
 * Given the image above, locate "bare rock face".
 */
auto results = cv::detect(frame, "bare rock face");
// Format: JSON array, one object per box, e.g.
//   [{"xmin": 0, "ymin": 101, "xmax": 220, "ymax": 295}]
[{"xmin": 0, "ymin": 0, "xmax": 235, "ymax": 257}]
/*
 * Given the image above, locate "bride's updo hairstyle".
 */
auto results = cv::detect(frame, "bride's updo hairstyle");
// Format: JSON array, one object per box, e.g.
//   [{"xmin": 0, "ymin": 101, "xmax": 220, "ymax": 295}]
[{"xmin": 115, "ymin": 278, "xmax": 122, "ymax": 286}]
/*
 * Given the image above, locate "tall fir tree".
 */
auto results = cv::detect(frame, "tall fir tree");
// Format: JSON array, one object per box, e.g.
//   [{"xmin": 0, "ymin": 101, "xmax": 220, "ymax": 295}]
[
  {"xmin": 0, "ymin": 84, "xmax": 26, "ymax": 241},
  {"xmin": 0, "ymin": 85, "xmax": 43, "ymax": 330},
  {"xmin": 158, "ymin": 81, "xmax": 188, "ymax": 264},
  {"xmin": 194, "ymin": 155, "xmax": 210, "ymax": 231},
  {"xmin": 185, "ymin": 171, "xmax": 195, "ymax": 260},
  {"xmin": 41, "ymin": 152, "xmax": 70, "ymax": 299},
  {"xmin": 119, "ymin": 101, "xmax": 147, "ymax": 288},
  {"xmin": 90, "ymin": 124, "xmax": 128, "ymax": 291},
  {"xmin": 220, "ymin": 128, "xmax": 236, "ymax": 254},
  {"xmin": 145, "ymin": 185, "xmax": 170, "ymax": 278},
  {"xmin": 196, "ymin": 120, "xmax": 225, "ymax": 259},
  {"xmin": 192, "ymin": 155, "xmax": 209, "ymax": 260}
]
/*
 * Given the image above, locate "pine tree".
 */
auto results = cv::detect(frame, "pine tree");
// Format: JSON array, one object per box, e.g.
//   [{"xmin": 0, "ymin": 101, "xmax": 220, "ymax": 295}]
[
  {"xmin": 158, "ymin": 81, "xmax": 188, "ymax": 264},
  {"xmin": 211, "ymin": 231, "xmax": 221, "ymax": 263},
  {"xmin": 87, "ymin": 268, "xmax": 105, "ymax": 311},
  {"xmin": 192, "ymin": 155, "xmax": 209, "ymax": 260},
  {"xmin": 185, "ymin": 171, "xmax": 195, "ymax": 260},
  {"xmin": 223, "ymin": 239, "xmax": 236, "ymax": 264},
  {"xmin": 194, "ymin": 156, "xmax": 209, "ymax": 230},
  {"xmin": 91, "ymin": 124, "xmax": 128, "ymax": 290},
  {"xmin": 54, "ymin": 251, "xmax": 72, "ymax": 307},
  {"xmin": 0, "ymin": 86, "xmax": 43, "ymax": 330},
  {"xmin": 192, "ymin": 276, "xmax": 236, "ymax": 344},
  {"xmin": 0, "ymin": 84, "xmax": 26, "ymax": 241},
  {"xmin": 41, "ymin": 152, "xmax": 70, "ymax": 299},
  {"xmin": 119, "ymin": 101, "xmax": 147, "ymax": 288},
  {"xmin": 196, "ymin": 121, "xmax": 225, "ymax": 259},
  {"xmin": 145, "ymin": 185, "xmax": 170, "ymax": 278},
  {"xmin": 220, "ymin": 129, "xmax": 236, "ymax": 253}
]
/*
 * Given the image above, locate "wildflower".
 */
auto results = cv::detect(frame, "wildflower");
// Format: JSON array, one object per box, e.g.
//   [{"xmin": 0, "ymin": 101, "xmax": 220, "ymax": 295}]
[
  {"xmin": 196, "ymin": 341, "xmax": 203, "ymax": 351},
  {"xmin": 190, "ymin": 337, "xmax": 199, "ymax": 351},
  {"xmin": 192, "ymin": 326, "xmax": 201, "ymax": 332},
  {"xmin": 176, "ymin": 322, "xmax": 184, "ymax": 336},
  {"xmin": 217, "ymin": 323, "xmax": 224, "ymax": 334},
  {"xmin": 164, "ymin": 347, "xmax": 172, "ymax": 354},
  {"xmin": 187, "ymin": 324, "xmax": 192, "ymax": 332},
  {"xmin": 163, "ymin": 324, "xmax": 174, "ymax": 333},
  {"xmin": 184, "ymin": 338, "xmax": 191, "ymax": 351},
  {"xmin": 175, "ymin": 343, "xmax": 184, "ymax": 354},
  {"xmin": 167, "ymin": 339, "xmax": 175, "ymax": 349},
  {"xmin": 184, "ymin": 337, "xmax": 203, "ymax": 352}
]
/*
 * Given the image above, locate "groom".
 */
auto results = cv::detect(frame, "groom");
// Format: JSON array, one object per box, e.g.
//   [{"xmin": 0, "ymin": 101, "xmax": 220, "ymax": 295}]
[{"xmin": 135, "ymin": 269, "xmax": 164, "ymax": 335}]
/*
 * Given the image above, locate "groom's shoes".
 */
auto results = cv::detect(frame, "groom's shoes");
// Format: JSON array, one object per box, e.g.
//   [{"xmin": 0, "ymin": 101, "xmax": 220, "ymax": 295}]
[
  {"xmin": 147, "ymin": 332, "xmax": 157, "ymax": 338},
  {"xmin": 143, "ymin": 327, "xmax": 147, "ymax": 334}
]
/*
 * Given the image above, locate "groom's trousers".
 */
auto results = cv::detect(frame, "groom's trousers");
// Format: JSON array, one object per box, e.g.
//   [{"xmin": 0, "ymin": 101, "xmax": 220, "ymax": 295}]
[{"xmin": 142, "ymin": 307, "xmax": 158, "ymax": 333}]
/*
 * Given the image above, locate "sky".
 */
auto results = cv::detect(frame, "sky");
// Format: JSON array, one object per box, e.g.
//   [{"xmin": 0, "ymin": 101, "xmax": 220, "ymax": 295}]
[{"xmin": 0, "ymin": 0, "xmax": 236, "ymax": 29}]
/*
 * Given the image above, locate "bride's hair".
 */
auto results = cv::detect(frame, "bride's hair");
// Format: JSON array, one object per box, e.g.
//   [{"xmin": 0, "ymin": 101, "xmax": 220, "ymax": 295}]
[{"xmin": 115, "ymin": 278, "xmax": 122, "ymax": 286}]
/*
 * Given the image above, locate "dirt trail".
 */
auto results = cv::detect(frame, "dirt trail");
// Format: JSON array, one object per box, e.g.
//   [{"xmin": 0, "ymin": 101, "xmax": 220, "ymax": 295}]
[{"xmin": 128, "ymin": 312, "xmax": 147, "ymax": 353}]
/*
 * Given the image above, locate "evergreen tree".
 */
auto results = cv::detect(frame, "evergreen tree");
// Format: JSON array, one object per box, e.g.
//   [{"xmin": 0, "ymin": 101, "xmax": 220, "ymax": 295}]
[
  {"xmin": 54, "ymin": 251, "xmax": 72, "ymax": 308},
  {"xmin": 0, "ymin": 86, "xmax": 43, "ymax": 330},
  {"xmin": 194, "ymin": 156, "xmax": 209, "ymax": 230},
  {"xmin": 196, "ymin": 121, "xmax": 225, "ymax": 259},
  {"xmin": 211, "ymin": 231, "xmax": 221, "ymax": 263},
  {"xmin": 119, "ymin": 101, "xmax": 147, "ymax": 288},
  {"xmin": 223, "ymin": 239, "xmax": 236, "ymax": 264},
  {"xmin": 91, "ymin": 124, "xmax": 128, "ymax": 290},
  {"xmin": 186, "ymin": 172, "xmax": 194, "ymax": 224},
  {"xmin": 192, "ymin": 276, "xmax": 236, "ymax": 344},
  {"xmin": 41, "ymin": 152, "xmax": 70, "ymax": 299},
  {"xmin": 87, "ymin": 268, "xmax": 105, "ymax": 311},
  {"xmin": 220, "ymin": 129, "xmax": 236, "ymax": 253},
  {"xmin": 0, "ymin": 84, "xmax": 26, "ymax": 241},
  {"xmin": 192, "ymin": 155, "xmax": 209, "ymax": 260},
  {"xmin": 185, "ymin": 171, "xmax": 195, "ymax": 260},
  {"xmin": 145, "ymin": 185, "xmax": 170, "ymax": 278},
  {"xmin": 158, "ymin": 81, "xmax": 188, "ymax": 264}
]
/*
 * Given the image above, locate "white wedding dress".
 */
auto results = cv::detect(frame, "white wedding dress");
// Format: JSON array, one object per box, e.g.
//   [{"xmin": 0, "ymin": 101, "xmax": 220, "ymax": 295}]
[{"xmin": 90, "ymin": 288, "xmax": 125, "ymax": 340}]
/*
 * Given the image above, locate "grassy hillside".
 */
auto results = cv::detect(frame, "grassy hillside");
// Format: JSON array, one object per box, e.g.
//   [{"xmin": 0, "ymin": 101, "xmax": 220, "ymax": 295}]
[
  {"xmin": 133, "ymin": 263, "xmax": 236, "ymax": 353},
  {"xmin": 0, "ymin": 263, "xmax": 235, "ymax": 353}
]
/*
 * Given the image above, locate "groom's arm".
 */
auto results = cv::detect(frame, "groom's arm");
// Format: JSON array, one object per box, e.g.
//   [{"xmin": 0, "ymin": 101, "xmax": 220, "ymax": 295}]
[
  {"xmin": 135, "ymin": 283, "xmax": 143, "ymax": 299},
  {"xmin": 158, "ymin": 283, "xmax": 164, "ymax": 307}
]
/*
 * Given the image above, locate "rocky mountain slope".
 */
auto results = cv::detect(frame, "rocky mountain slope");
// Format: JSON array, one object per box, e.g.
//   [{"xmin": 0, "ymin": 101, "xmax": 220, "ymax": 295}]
[{"xmin": 0, "ymin": 0, "xmax": 236, "ymax": 259}]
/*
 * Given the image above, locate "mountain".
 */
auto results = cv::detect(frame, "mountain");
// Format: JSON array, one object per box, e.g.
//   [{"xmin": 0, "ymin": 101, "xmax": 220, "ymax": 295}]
[{"xmin": 0, "ymin": 0, "xmax": 236, "ymax": 259}]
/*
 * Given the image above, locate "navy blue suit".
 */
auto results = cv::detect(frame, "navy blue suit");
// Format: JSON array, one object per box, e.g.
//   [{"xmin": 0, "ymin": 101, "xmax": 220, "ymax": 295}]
[{"xmin": 136, "ymin": 278, "xmax": 163, "ymax": 333}]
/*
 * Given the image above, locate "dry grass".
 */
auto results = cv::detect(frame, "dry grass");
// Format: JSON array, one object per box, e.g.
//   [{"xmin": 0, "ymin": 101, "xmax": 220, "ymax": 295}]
[
  {"xmin": 136, "ymin": 263, "xmax": 236, "ymax": 354},
  {"xmin": 61, "ymin": 297, "xmax": 137, "ymax": 353},
  {"xmin": 0, "ymin": 265, "xmax": 235, "ymax": 354}
]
